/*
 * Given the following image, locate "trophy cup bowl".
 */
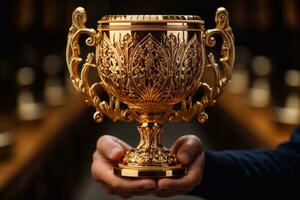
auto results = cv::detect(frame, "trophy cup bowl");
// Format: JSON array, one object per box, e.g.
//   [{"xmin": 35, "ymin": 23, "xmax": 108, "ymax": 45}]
[{"xmin": 66, "ymin": 7, "xmax": 235, "ymax": 177}]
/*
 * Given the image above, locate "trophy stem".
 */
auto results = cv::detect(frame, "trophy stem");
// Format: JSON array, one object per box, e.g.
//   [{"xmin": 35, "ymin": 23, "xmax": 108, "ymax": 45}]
[
  {"xmin": 137, "ymin": 122, "xmax": 162, "ymax": 149},
  {"xmin": 114, "ymin": 122, "xmax": 187, "ymax": 177}
]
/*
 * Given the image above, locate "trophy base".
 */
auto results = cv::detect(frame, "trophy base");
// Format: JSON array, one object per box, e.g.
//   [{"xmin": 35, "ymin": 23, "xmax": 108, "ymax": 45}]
[{"xmin": 114, "ymin": 163, "xmax": 187, "ymax": 178}]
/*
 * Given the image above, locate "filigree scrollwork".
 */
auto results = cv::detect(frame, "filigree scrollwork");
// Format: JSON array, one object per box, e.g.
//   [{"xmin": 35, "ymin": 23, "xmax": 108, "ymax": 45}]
[
  {"xmin": 204, "ymin": 7, "xmax": 235, "ymax": 103},
  {"xmin": 66, "ymin": 7, "xmax": 135, "ymax": 123},
  {"xmin": 166, "ymin": 7, "xmax": 234, "ymax": 123}
]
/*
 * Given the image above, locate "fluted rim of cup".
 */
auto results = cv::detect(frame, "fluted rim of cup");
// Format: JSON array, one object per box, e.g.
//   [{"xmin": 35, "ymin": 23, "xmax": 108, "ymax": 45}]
[{"xmin": 99, "ymin": 15, "xmax": 204, "ymax": 24}]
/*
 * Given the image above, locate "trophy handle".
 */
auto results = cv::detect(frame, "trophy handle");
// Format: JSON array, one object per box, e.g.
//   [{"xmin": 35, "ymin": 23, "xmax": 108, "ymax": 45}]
[
  {"xmin": 198, "ymin": 7, "xmax": 235, "ymax": 122},
  {"xmin": 66, "ymin": 7, "xmax": 135, "ymax": 122},
  {"xmin": 167, "ymin": 7, "xmax": 235, "ymax": 123}
]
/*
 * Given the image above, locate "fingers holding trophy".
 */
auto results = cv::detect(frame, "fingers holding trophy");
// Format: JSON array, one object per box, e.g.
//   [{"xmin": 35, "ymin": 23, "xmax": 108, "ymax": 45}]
[{"xmin": 66, "ymin": 7, "xmax": 235, "ymax": 178}]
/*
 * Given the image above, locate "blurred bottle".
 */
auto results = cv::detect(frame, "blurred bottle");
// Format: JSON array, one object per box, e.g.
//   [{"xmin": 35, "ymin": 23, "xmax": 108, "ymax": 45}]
[
  {"xmin": 247, "ymin": 56, "xmax": 272, "ymax": 108},
  {"xmin": 43, "ymin": 54, "xmax": 66, "ymax": 106},
  {"xmin": 16, "ymin": 67, "xmax": 45, "ymax": 121},
  {"xmin": 273, "ymin": 70, "xmax": 300, "ymax": 125}
]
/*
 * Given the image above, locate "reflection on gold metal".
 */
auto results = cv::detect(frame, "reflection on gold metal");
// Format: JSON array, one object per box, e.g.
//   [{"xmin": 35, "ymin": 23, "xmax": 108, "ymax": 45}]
[{"xmin": 66, "ymin": 7, "xmax": 235, "ymax": 177}]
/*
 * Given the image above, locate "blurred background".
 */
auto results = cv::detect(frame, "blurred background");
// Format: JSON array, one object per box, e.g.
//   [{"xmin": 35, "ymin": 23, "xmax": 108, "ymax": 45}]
[{"xmin": 0, "ymin": 0, "xmax": 299, "ymax": 199}]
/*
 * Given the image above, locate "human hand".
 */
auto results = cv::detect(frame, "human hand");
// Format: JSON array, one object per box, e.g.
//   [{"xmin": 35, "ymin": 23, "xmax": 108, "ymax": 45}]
[
  {"xmin": 91, "ymin": 135, "xmax": 156, "ymax": 198},
  {"xmin": 154, "ymin": 135, "xmax": 205, "ymax": 197}
]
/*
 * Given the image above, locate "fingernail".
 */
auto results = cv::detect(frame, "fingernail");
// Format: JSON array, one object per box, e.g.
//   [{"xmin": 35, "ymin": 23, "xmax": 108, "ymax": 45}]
[
  {"xmin": 110, "ymin": 147, "xmax": 121, "ymax": 158},
  {"xmin": 179, "ymin": 152, "xmax": 190, "ymax": 164}
]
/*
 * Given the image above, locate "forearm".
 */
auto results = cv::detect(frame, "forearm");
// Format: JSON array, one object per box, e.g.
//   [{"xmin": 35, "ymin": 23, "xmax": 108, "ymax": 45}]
[{"xmin": 190, "ymin": 138, "xmax": 300, "ymax": 199}]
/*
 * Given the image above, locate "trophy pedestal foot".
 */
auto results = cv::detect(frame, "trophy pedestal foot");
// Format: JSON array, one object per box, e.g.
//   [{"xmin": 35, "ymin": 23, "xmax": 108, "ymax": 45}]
[
  {"xmin": 114, "ymin": 163, "xmax": 186, "ymax": 178},
  {"xmin": 114, "ymin": 123, "xmax": 187, "ymax": 178}
]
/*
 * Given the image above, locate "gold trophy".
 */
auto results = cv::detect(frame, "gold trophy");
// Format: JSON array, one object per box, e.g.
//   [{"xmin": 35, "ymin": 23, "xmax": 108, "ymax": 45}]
[{"xmin": 66, "ymin": 7, "xmax": 235, "ymax": 177}]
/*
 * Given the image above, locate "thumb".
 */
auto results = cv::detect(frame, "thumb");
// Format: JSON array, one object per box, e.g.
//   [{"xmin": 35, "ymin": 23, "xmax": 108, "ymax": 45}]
[
  {"xmin": 171, "ymin": 135, "xmax": 203, "ymax": 165},
  {"xmin": 97, "ymin": 135, "xmax": 131, "ymax": 161}
]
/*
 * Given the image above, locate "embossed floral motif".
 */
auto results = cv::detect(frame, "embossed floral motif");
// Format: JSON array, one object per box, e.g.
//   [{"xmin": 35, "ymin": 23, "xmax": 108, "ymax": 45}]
[
  {"xmin": 97, "ymin": 32, "xmax": 204, "ymax": 105},
  {"xmin": 131, "ymin": 34, "xmax": 169, "ymax": 102}
]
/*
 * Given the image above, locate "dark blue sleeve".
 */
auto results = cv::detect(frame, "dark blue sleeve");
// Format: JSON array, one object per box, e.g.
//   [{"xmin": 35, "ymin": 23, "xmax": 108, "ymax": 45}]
[{"xmin": 189, "ymin": 126, "xmax": 300, "ymax": 200}]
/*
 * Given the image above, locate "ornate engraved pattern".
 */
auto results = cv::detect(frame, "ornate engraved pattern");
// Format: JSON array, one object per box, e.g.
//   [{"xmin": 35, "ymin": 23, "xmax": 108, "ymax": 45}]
[
  {"xmin": 97, "ymin": 32, "xmax": 204, "ymax": 108},
  {"xmin": 131, "ymin": 34, "xmax": 169, "ymax": 102},
  {"xmin": 123, "ymin": 147, "xmax": 177, "ymax": 166}
]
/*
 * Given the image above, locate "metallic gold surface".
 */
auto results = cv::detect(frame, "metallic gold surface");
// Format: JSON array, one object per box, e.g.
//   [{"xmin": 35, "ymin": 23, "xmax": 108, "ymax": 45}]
[
  {"xmin": 114, "ymin": 163, "xmax": 187, "ymax": 178},
  {"xmin": 66, "ymin": 7, "xmax": 235, "ymax": 177}
]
